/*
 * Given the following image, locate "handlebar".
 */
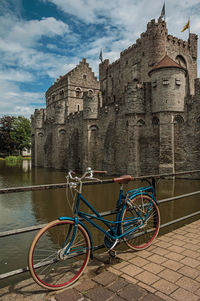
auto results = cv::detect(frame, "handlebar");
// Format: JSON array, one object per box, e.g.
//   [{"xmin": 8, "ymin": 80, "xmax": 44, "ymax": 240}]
[
  {"xmin": 67, "ymin": 168, "xmax": 107, "ymax": 183},
  {"xmin": 93, "ymin": 170, "xmax": 107, "ymax": 175}
]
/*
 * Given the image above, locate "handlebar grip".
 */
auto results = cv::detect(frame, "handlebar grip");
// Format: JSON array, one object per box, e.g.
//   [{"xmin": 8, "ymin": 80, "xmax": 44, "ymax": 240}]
[{"xmin": 93, "ymin": 170, "xmax": 107, "ymax": 175}]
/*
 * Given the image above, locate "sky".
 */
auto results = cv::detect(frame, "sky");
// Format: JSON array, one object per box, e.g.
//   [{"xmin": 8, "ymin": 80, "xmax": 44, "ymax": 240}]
[{"xmin": 1, "ymin": 0, "xmax": 200, "ymax": 118}]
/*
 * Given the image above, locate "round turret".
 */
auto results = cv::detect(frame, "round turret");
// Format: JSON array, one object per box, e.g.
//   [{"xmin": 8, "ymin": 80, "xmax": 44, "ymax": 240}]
[
  {"xmin": 149, "ymin": 55, "xmax": 187, "ymax": 113},
  {"xmin": 34, "ymin": 109, "xmax": 45, "ymax": 129},
  {"xmin": 54, "ymin": 100, "xmax": 65, "ymax": 124}
]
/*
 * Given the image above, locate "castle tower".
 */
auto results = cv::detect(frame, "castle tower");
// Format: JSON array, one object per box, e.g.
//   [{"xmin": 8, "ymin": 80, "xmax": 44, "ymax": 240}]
[
  {"xmin": 125, "ymin": 82, "xmax": 145, "ymax": 114},
  {"xmin": 146, "ymin": 18, "xmax": 168, "ymax": 67},
  {"xmin": 32, "ymin": 109, "xmax": 46, "ymax": 167},
  {"xmin": 149, "ymin": 55, "xmax": 187, "ymax": 113},
  {"xmin": 149, "ymin": 55, "xmax": 187, "ymax": 174},
  {"xmin": 83, "ymin": 91, "xmax": 99, "ymax": 120},
  {"xmin": 54, "ymin": 101, "xmax": 65, "ymax": 124}
]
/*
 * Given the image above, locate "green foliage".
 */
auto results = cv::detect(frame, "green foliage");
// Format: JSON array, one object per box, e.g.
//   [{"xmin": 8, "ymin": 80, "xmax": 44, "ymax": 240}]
[
  {"xmin": 5, "ymin": 155, "xmax": 23, "ymax": 166},
  {"xmin": 5, "ymin": 155, "xmax": 23, "ymax": 162},
  {"xmin": 0, "ymin": 115, "xmax": 31, "ymax": 155},
  {"xmin": 11, "ymin": 116, "xmax": 31, "ymax": 151},
  {"xmin": 0, "ymin": 116, "xmax": 16, "ymax": 155}
]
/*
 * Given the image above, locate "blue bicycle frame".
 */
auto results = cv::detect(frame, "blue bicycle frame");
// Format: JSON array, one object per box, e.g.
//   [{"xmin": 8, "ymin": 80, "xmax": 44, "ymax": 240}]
[{"xmin": 59, "ymin": 184, "xmax": 156, "ymax": 255}]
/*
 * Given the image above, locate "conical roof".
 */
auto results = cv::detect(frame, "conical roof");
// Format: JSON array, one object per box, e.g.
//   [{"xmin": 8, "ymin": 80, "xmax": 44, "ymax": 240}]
[{"xmin": 149, "ymin": 55, "xmax": 187, "ymax": 75}]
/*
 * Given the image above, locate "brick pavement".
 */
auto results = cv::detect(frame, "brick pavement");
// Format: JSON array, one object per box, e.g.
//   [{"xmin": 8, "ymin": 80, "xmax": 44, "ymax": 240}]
[
  {"xmin": 1, "ymin": 220, "xmax": 200, "ymax": 301},
  {"xmin": 51, "ymin": 219, "xmax": 200, "ymax": 301}
]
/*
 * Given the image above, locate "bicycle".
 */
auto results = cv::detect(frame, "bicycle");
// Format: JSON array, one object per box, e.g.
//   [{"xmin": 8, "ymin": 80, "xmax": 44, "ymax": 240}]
[{"xmin": 28, "ymin": 167, "xmax": 160, "ymax": 290}]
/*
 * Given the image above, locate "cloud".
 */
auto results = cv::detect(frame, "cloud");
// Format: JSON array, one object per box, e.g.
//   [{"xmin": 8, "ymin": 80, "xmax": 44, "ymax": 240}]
[
  {"xmin": 1, "ymin": 0, "xmax": 200, "ymax": 118},
  {"xmin": 8, "ymin": 17, "xmax": 70, "ymax": 45},
  {"xmin": 0, "ymin": 80, "xmax": 45, "ymax": 117},
  {"xmin": 0, "ymin": 11, "xmax": 74, "ymax": 116},
  {"xmin": 0, "ymin": 69, "xmax": 34, "ymax": 82}
]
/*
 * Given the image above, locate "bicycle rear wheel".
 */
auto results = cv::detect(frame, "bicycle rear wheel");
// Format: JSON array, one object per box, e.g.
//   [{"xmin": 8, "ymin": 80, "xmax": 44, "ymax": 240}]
[
  {"xmin": 121, "ymin": 195, "xmax": 160, "ymax": 250},
  {"xmin": 28, "ymin": 219, "xmax": 91, "ymax": 290}
]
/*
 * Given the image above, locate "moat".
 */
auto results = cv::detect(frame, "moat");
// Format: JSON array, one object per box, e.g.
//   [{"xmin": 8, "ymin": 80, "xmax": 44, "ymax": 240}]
[{"xmin": 0, "ymin": 159, "xmax": 200, "ymax": 288}]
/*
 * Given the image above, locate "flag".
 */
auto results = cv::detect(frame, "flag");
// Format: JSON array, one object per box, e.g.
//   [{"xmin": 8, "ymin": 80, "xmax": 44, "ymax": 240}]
[
  {"xmin": 160, "ymin": 3, "xmax": 165, "ymax": 19},
  {"xmin": 99, "ymin": 48, "xmax": 103, "ymax": 62},
  {"xmin": 181, "ymin": 20, "xmax": 190, "ymax": 32}
]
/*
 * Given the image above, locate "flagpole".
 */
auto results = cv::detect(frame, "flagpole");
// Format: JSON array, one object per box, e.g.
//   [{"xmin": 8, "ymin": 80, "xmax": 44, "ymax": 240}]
[
  {"xmin": 189, "ymin": 16, "xmax": 190, "ymax": 36},
  {"xmin": 164, "ymin": 3, "xmax": 165, "ymax": 21}
]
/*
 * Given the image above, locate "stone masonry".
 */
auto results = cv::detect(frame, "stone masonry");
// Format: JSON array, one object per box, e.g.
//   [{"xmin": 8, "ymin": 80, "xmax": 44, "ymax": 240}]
[{"xmin": 31, "ymin": 17, "xmax": 200, "ymax": 176}]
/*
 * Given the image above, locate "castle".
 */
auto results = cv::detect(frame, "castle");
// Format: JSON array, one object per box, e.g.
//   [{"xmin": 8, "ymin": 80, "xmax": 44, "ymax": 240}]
[{"xmin": 31, "ymin": 17, "xmax": 200, "ymax": 176}]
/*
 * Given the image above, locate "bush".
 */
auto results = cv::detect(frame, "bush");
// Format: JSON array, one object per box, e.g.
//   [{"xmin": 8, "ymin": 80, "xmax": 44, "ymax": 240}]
[{"xmin": 5, "ymin": 156, "xmax": 23, "ymax": 163}]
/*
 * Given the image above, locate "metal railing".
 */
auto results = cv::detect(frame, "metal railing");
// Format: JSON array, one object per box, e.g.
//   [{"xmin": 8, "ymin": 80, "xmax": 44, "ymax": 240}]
[{"xmin": 0, "ymin": 169, "xmax": 200, "ymax": 280}]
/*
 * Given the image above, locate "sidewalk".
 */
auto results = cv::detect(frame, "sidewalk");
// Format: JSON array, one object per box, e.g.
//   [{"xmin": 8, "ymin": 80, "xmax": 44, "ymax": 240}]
[
  {"xmin": 51, "ymin": 219, "xmax": 200, "ymax": 301},
  {"xmin": 51, "ymin": 270, "xmax": 164, "ymax": 301},
  {"xmin": 1, "ymin": 219, "xmax": 200, "ymax": 301}
]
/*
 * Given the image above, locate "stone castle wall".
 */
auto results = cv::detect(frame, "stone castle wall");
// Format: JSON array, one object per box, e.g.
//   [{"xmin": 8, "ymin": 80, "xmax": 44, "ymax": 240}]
[
  {"xmin": 31, "ymin": 18, "xmax": 200, "ymax": 176},
  {"xmin": 99, "ymin": 18, "xmax": 197, "ymax": 107}
]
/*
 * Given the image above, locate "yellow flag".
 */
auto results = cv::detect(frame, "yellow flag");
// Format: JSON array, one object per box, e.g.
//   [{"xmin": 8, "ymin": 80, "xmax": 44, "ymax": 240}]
[{"xmin": 181, "ymin": 20, "xmax": 190, "ymax": 32}]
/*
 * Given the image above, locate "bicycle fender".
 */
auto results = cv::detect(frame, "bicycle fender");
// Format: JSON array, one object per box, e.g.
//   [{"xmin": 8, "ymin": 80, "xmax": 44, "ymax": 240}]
[
  {"xmin": 128, "ymin": 192, "xmax": 158, "ymax": 205},
  {"xmin": 58, "ymin": 217, "xmax": 94, "ymax": 257}
]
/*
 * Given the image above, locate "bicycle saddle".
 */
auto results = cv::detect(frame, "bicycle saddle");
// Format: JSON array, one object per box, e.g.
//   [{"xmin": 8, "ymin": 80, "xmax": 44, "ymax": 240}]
[{"xmin": 113, "ymin": 175, "xmax": 133, "ymax": 184}]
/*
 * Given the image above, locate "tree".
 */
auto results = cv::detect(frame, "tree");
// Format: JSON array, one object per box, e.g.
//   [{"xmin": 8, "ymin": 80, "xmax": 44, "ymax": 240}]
[
  {"xmin": 0, "ymin": 116, "xmax": 17, "ymax": 155},
  {"xmin": 11, "ymin": 116, "xmax": 31, "ymax": 151}
]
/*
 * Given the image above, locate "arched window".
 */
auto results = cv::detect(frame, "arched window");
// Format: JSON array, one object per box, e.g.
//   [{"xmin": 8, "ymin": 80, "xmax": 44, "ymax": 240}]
[
  {"xmin": 176, "ymin": 55, "xmax": 187, "ymax": 68},
  {"xmin": 152, "ymin": 116, "xmax": 160, "ymax": 125},
  {"xmin": 137, "ymin": 119, "xmax": 145, "ymax": 127},
  {"xmin": 174, "ymin": 115, "xmax": 184, "ymax": 124},
  {"xmin": 75, "ymin": 87, "xmax": 82, "ymax": 98},
  {"xmin": 90, "ymin": 125, "xmax": 98, "ymax": 131},
  {"xmin": 59, "ymin": 90, "xmax": 64, "ymax": 98},
  {"xmin": 88, "ymin": 89, "xmax": 93, "ymax": 96},
  {"xmin": 59, "ymin": 129, "xmax": 66, "ymax": 135}
]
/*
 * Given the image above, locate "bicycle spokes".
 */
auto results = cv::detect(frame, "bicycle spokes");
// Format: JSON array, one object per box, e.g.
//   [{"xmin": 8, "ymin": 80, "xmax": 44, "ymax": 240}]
[{"xmin": 121, "ymin": 195, "xmax": 160, "ymax": 250}]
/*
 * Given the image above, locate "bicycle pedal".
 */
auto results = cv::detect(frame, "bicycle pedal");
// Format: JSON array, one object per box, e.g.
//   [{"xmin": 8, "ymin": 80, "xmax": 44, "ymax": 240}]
[{"xmin": 108, "ymin": 249, "xmax": 116, "ymax": 258}]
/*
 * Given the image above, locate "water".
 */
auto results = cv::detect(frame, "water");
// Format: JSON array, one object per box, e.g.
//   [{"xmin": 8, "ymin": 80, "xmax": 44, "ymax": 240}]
[{"xmin": 0, "ymin": 159, "xmax": 200, "ymax": 288}]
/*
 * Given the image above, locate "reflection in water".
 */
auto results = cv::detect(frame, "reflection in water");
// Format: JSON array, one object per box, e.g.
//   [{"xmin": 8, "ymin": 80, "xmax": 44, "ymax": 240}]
[
  {"xmin": 22, "ymin": 159, "xmax": 31, "ymax": 172},
  {"xmin": 0, "ymin": 159, "xmax": 200, "ymax": 288}
]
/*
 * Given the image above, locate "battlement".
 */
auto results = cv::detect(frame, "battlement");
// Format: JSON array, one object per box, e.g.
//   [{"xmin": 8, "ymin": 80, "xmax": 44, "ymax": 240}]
[
  {"xmin": 112, "ymin": 18, "xmax": 167, "ymax": 60},
  {"xmin": 108, "ymin": 59, "xmax": 120, "ymax": 70},
  {"xmin": 34, "ymin": 108, "xmax": 46, "ymax": 129},
  {"xmin": 167, "ymin": 34, "xmax": 188, "ymax": 48},
  {"xmin": 99, "ymin": 102, "xmax": 121, "ymax": 115},
  {"xmin": 194, "ymin": 78, "xmax": 200, "ymax": 95},
  {"xmin": 67, "ymin": 111, "xmax": 83, "ymax": 121}
]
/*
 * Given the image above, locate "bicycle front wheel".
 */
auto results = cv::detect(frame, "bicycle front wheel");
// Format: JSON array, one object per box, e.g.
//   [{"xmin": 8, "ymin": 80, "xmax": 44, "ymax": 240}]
[
  {"xmin": 121, "ymin": 195, "xmax": 160, "ymax": 250},
  {"xmin": 28, "ymin": 219, "xmax": 91, "ymax": 290}
]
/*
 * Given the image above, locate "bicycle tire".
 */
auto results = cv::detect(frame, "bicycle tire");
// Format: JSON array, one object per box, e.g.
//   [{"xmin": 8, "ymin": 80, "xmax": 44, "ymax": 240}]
[
  {"xmin": 121, "ymin": 195, "xmax": 160, "ymax": 250},
  {"xmin": 28, "ymin": 219, "xmax": 91, "ymax": 290}
]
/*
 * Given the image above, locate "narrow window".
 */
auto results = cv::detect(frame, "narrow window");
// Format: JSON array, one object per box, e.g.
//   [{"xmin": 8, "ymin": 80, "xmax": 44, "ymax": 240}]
[
  {"xmin": 163, "ymin": 78, "xmax": 169, "ymax": 85},
  {"xmin": 88, "ymin": 89, "xmax": 93, "ymax": 96},
  {"xmin": 175, "ymin": 79, "xmax": 181, "ymax": 86},
  {"xmin": 152, "ymin": 117, "xmax": 159, "ymax": 125},
  {"xmin": 59, "ymin": 90, "xmax": 64, "ymax": 97},
  {"xmin": 152, "ymin": 80, "xmax": 157, "ymax": 88},
  {"xmin": 75, "ymin": 88, "xmax": 81, "ymax": 98}
]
